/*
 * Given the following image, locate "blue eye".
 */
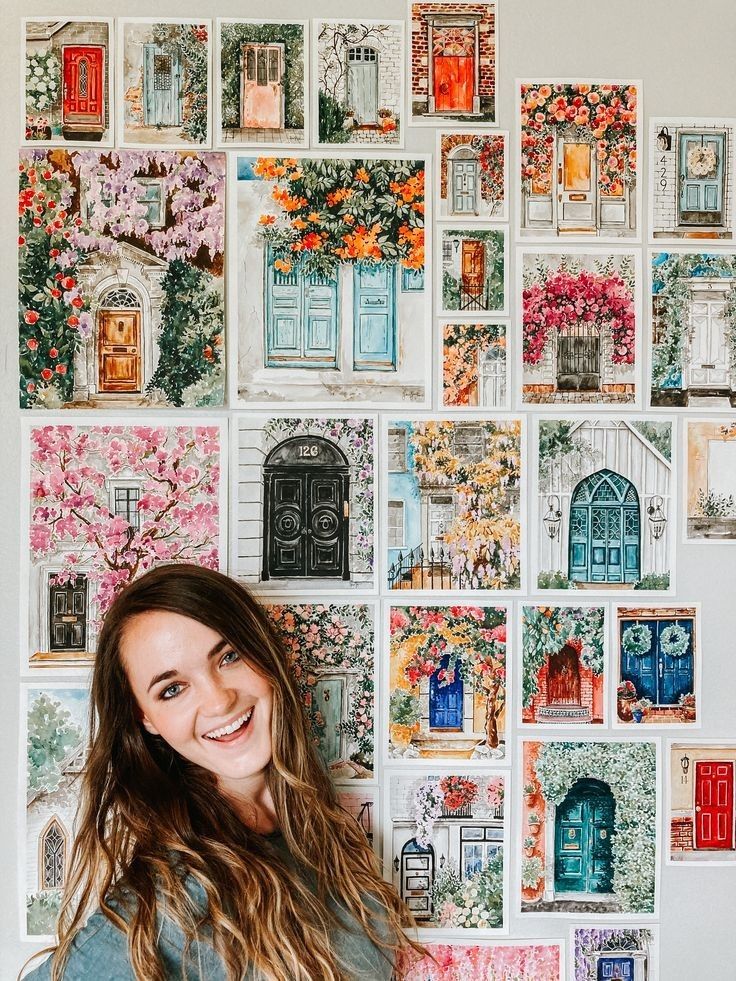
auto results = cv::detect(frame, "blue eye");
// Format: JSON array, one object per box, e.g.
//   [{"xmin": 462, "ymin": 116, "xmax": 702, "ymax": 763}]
[
  {"xmin": 221, "ymin": 649, "xmax": 239, "ymax": 666},
  {"xmin": 160, "ymin": 683, "xmax": 183, "ymax": 700}
]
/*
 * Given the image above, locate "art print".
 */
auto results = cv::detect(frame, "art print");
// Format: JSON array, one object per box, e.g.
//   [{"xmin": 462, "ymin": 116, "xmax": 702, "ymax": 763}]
[
  {"xmin": 232, "ymin": 415, "xmax": 375, "ymax": 591},
  {"xmin": 23, "ymin": 420, "xmax": 225, "ymax": 668},
  {"xmin": 235, "ymin": 154, "xmax": 429, "ymax": 407},
  {"xmin": 398, "ymin": 940, "xmax": 563, "ymax": 981},
  {"xmin": 535, "ymin": 417, "xmax": 673, "ymax": 592},
  {"xmin": 442, "ymin": 322, "xmax": 508, "ymax": 409},
  {"xmin": 23, "ymin": 18, "xmax": 113, "ymax": 146},
  {"xmin": 314, "ymin": 20, "xmax": 404, "ymax": 146},
  {"xmin": 386, "ymin": 418, "xmax": 522, "ymax": 592},
  {"xmin": 685, "ymin": 419, "xmax": 736, "ymax": 542},
  {"xmin": 387, "ymin": 771, "xmax": 507, "ymax": 930},
  {"xmin": 338, "ymin": 789, "xmax": 378, "ymax": 850},
  {"xmin": 217, "ymin": 20, "xmax": 307, "ymax": 148},
  {"xmin": 615, "ymin": 606, "xmax": 699, "ymax": 727},
  {"xmin": 520, "ymin": 249, "xmax": 639, "ymax": 407},
  {"xmin": 440, "ymin": 227, "xmax": 507, "ymax": 315},
  {"xmin": 668, "ymin": 741, "xmax": 736, "ymax": 864},
  {"xmin": 409, "ymin": 2, "xmax": 498, "ymax": 125},
  {"xmin": 266, "ymin": 602, "xmax": 375, "ymax": 780},
  {"xmin": 23, "ymin": 684, "xmax": 89, "ymax": 938},
  {"xmin": 571, "ymin": 927, "xmax": 657, "ymax": 981},
  {"xmin": 388, "ymin": 604, "xmax": 508, "ymax": 762},
  {"xmin": 521, "ymin": 605, "xmax": 606, "ymax": 727},
  {"xmin": 649, "ymin": 117, "xmax": 735, "ymax": 241},
  {"xmin": 519, "ymin": 81, "xmax": 640, "ymax": 240},
  {"xmin": 437, "ymin": 130, "xmax": 508, "ymax": 221},
  {"xmin": 119, "ymin": 19, "xmax": 211, "ymax": 147},
  {"xmin": 650, "ymin": 251, "xmax": 736, "ymax": 409},
  {"xmin": 18, "ymin": 149, "xmax": 225, "ymax": 410},
  {"xmin": 520, "ymin": 739, "xmax": 658, "ymax": 916}
]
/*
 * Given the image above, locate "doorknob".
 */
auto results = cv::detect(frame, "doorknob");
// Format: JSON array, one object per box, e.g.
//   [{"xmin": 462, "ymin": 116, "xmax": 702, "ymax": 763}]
[{"xmin": 695, "ymin": 805, "xmax": 701, "ymax": 812}]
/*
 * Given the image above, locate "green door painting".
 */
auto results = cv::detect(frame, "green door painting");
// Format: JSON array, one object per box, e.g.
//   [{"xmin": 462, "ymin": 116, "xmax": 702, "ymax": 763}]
[
  {"xmin": 678, "ymin": 132, "xmax": 726, "ymax": 226},
  {"xmin": 554, "ymin": 778, "xmax": 615, "ymax": 895},
  {"xmin": 569, "ymin": 469, "xmax": 640, "ymax": 584},
  {"xmin": 142, "ymin": 44, "xmax": 183, "ymax": 127},
  {"xmin": 265, "ymin": 249, "xmax": 339, "ymax": 368},
  {"xmin": 311, "ymin": 676, "xmax": 345, "ymax": 765},
  {"xmin": 353, "ymin": 263, "xmax": 397, "ymax": 370}
]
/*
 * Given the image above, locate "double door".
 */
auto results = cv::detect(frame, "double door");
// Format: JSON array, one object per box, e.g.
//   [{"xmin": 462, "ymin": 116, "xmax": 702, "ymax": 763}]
[
  {"xmin": 620, "ymin": 617, "xmax": 694, "ymax": 706},
  {"xmin": 555, "ymin": 782, "xmax": 615, "ymax": 894},
  {"xmin": 570, "ymin": 503, "xmax": 640, "ymax": 584}
]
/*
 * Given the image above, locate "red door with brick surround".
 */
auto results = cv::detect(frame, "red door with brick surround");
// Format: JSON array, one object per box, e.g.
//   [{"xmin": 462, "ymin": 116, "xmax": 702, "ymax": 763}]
[
  {"xmin": 62, "ymin": 46, "xmax": 105, "ymax": 131},
  {"xmin": 695, "ymin": 761, "xmax": 734, "ymax": 850},
  {"xmin": 434, "ymin": 55, "xmax": 473, "ymax": 112}
]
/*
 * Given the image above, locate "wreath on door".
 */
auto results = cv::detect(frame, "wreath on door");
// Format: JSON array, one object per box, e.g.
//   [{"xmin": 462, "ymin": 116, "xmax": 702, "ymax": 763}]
[
  {"xmin": 622, "ymin": 623, "xmax": 653, "ymax": 656},
  {"xmin": 659, "ymin": 623, "xmax": 690, "ymax": 657},
  {"xmin": 687, "ymin": 144, "xmax": 717, "ymax": 178}
]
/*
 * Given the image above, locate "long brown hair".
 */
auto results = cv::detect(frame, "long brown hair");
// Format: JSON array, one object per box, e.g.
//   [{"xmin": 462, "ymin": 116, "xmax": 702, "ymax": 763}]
[{"xmin": 43, "ymin": 564, "xmax": 423, "ymax": 980}]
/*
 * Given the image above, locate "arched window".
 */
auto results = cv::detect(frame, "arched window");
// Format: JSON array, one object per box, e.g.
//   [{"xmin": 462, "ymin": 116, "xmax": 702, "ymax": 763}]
[
  {"xmin": 40, "ymin": 818, "xmax": 66, "ymax": 890},
  {"xmin": 100, "ymin": 287, "xmax": 140, "ymax": 310}
]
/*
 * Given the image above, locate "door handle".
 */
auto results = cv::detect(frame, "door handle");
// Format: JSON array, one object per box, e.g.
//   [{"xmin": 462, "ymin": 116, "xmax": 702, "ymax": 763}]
[
  {"xmin": 343, "ymin": 501, "xmax": 349, "ymax": 518},
  {"xmin": 696, "ymin": 805, "xmax": 701, "ymax": 812}
]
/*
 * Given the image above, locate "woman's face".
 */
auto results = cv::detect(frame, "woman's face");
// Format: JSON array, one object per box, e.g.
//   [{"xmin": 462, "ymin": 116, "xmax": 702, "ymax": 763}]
[{"xmin": 121, "ymin": 610, "xmax": 274, "ymax": 797}]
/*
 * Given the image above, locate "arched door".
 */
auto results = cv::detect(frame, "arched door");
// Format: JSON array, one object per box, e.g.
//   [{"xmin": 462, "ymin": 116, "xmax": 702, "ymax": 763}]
[
  {"xmin": 547, "ymin": 645, "xmax": 581, "ymax": 705},
  {"xmin": 262, "ymin": 435, "xmax": 350, "ymax": 580},
  {"xmin": 97, "ymin": 286, "xmax": 142, "ymax": 393},
  {"xmin": 569, "ymin": 469, "xmax": 640, "ymax": 584},
  {"xmin": 400, "ymin": 838, "xmax": 434, "ymax": 920},
  {"xmin": 347, "ymin": 47, "xmax": 378, "ymax": 125},
  {"xmin": 429, "ymin": 654, "xmax": 464, "ymax": 730},
  {"xmin": 555, "ymin": 778, "xmax": 615, "ymax": 894}
]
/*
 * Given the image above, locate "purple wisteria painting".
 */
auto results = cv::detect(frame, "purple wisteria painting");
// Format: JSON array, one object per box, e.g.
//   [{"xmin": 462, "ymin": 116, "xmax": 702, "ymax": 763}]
[{"xmin": 573, "ymin": 926, "xmax": 656, "ymax": 980}]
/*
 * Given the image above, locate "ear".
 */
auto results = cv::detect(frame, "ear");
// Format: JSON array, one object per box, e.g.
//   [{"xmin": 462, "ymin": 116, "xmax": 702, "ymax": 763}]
[{"xmin": 140, "ymin": 714, "xmax": 160, "ymax": 736}]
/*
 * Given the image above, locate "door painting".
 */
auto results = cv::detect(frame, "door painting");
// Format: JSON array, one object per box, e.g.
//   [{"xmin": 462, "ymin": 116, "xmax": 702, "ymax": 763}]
[
  {"xmin": 401, "ymin": 839, "xmax": 434, "ymax": 919},
  {"xmin": 547, "ymin": 646, "xmax": 582, "ymax": 705},
  {"xmin": 451, "ymin": 155, "xmax": 479, "ymax": 215},
  {"xmin": 353, "ymin": 263, "xmax": 397, "ymax": 370},
  {"xmin": 558, "ymin": 139, "xmax": 597, "ymax": 230},
  {"xmin": 429, "ymin": 655, "xmax": 464, "ymax": 730},
  {"xmin": 569, "ymin": 470, "xmax": 641, "ymax": 584},
  {"xmin": 142, "ymin": 44, "xmax": 183, "ymax": 127},
  {"xmin": 432, "ymin": 28, "xmax": 474, "ymax": 113},
  {"xmin": 695, "ymin": 761, "xmax": 734, "ymax": 850},
  {"xmin": 97, "ymin": 310, "xmax": 142, "ymax": 393},
  {"xmin": 554, "ymin": 778, "xmax": 615, "ymax": 894},
  {"xmin": 556, "ymin": 323, "xmax": 601, "ymax": 391},
  {"xmin": 620, "ymin": 617, "xmax": 694, "ymax": 706},
  {"xmin": 62, "ymin": 46, "xmax": 105, "ymax": 134},
  {"xmin": 312, "ymin": 676, "xmax": 345, "ymax": 764},
  {"xmin": 265, "ymin": 251, "xmax": 339, "ymax": 368},
  {"xmin": 428, "ymin": 496, "xmax": 454, "ymax": 554},
  {"xmin": 598, "ymin": 958, "xmax": 634, "ymax": 980},
  {"xmin": 461, "ymin": 240, "xmax": 485, "ymax": 297},
  {"xmin": 241, "ymin": 44, "xmax": 284, "ymax": 129},
  {"xmin": 347, "ymin": 47, "xmax": 379, "ymax": 125},
  {"xmin": 49, "ymin": 575, "xmax": 88, "ymax": 652},
  {"xmin": 678, "ymin": 132, "xmax": 726, "ymax": 226},
  {"xmin": 688, "ymin": 292, "xmax": 730, "ymax": 389},
  {"xmin": 262, "ymin": 435, "xmax": 350, "ymax": 580}
]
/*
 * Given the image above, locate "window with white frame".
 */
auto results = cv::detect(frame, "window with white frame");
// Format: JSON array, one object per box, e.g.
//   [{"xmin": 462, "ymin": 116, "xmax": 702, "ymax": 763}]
[
  {"xmin": 460, "ymin": 826, "xmax": 503, "ymax": 879},
  {"xmin": 388, "ymin": 427, "xmax": 407, "ymax": 471},
  {"xmin": 388, "ymin": 501, "xmax": 405, "ymax": 548}
]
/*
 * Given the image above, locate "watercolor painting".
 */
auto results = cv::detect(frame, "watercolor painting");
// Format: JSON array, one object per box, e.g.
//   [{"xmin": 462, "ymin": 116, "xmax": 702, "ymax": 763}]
[
  {"xmin": 615, "ymin": 606, "xmax": 698, "ymax": 726},
  {"xmin": 266, "ymin": 603, "xmax": 375, "ymax": 780},
  {"xmin": 409, "ymin": 2, "xmax": 497, "ymax": 125},
  {"xmin": 521, "ymin": 605, "xmax": 605, "ymax": 726},
  {"xmin": 536, "ymin": 418, "xmax": 673, "ymax": 591},
  {"xmin": 650, "ymin": 251, "xmax": 736, "ymax": 408},
  {"xmin": 519, "ymin": 82, "xmax": 639, "ymax": 239},
  {"xmin": 314, "ymin": 21, "xmax": 404, "ymax": 146},
  {"xmin": 120, "ymin": 19, "xmax": 211, "ymax": 146},
  {"xmin": 218, "ymin": 20, "xmax": 306, "ymax": 147},
  {"xmin": 440, "ymin": 227, "xmax": 507, "ymax": 314},
  {"xmin": 339, "ymin": 789, "xmax": 377, "ymax": 850},
  {"xmin": 685, "ymin": 419, "xmax": 736, "ymax": 541},
  {"xmin": 669, "ymin": 742, "xmax": 736, "ymax": 863},
  {"xmin": 235, "ymin": 154, "xmax": 428, "ymax": 406},
  {"xmin": 442, "ymin": 322, "xmax": 508, "ymax": 409},
  {"xmin": 24, "ymin": 421, "xmax": 224, "ymax": 668},
  {"xmin": 521, "ymin": 250, "xmax": 638, "ymax": 406},
  {"xmin": 232, "ymin": 415, "xmax": 374, "ymax": 590},
  {"xmin": 388, "ymin": 771, "xmax": 506, "ymax": 929},
  {"xmin": 18, "ymin": 149, "xmax": 225, "ymax": 410},
  {"xmin": 650, "ymin": 117, "xmax": 734, "ymax": 241},
  {"xmin": 572, "ymin": 927, "xmax": 656, "ymax": 981},
  {"xmin": 398, "ymin": 940, "xmax": 563, "ymax": 981},
  {"xmin": 521, "ymin": 740, "xmax": 657, "ymax": 915},
  {"xmin": 386, "ymin": 418, "xmax": 522, "ymax": 591},
  {"xmin": 24, "ymin": 685, "xmax": 88, "ymax": 938},
  {"xmin": 437, "ymin": 131, "xmax": 507, "ymax": 221},
  {"xmin": 388, "ymin": 604, "xmax": 508, "ymax": 761},
  {"xmin": 23, "ymin": 18, "xmax": 113, "ymax": 146}
]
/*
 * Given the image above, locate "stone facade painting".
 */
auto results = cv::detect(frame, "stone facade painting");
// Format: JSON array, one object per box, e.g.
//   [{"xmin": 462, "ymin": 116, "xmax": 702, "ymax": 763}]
[
  {"xmin": 437, "ymin": 130, "xmax": 507, "ymax": 221},
  {"xmin": 685, "ymin": 419, "xmax": 736, "ymax": 542},
  {"xmin": 442, "ymin": 322, "xmax": 509, "ymax": 409},
  {"xmin": 669, "ymin": 741, "xmax": 736, "ymax": 864},
  {"xmin": 572, "ymin": 927, "xmax": 657, "ymax": 981}
]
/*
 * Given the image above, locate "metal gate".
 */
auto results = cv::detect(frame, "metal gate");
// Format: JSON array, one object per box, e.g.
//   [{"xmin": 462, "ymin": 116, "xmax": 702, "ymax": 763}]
[{"xmin": 557, "ymin": 323, "xmax": 600, "ymax": 391}]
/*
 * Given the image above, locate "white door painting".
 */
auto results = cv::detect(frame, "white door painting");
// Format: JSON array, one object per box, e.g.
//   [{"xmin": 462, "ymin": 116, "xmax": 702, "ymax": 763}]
[
  {"xmin": 347, "ymin": 47, "xmax": 378, "ymax": 125},
  {"xmin": 689, "ymin": 292, "xmax": 730, "ymax": 389}
]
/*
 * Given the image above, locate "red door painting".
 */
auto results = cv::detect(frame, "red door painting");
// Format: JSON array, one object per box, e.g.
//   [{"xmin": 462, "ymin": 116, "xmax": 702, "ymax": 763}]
[
  {"xmin": 62, "ymin": 46, "xmax": 105, "ymax": 137},
  {"xmin": 433, "ymin": 27, "xmax": 474, "ymax": 113},
  {"xmin": 695, "ymin": 761, "xmax": 734, "ymax": 850}
]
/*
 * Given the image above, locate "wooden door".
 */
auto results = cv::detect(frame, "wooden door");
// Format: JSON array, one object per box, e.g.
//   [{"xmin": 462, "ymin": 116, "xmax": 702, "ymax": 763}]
[
  {"xmin": 98, "ymin": 311, "xmax": 141, "ymax": 393},
  {"xmin": 62, "ymin": 46, "xmax": 105, "ymax": 130},
  {"xmin": 240, "ymin": 44, "xmax": 283, "ymax": 129},
  {"xmin": 695, "ymin": 761, "xmax": 734, "ymax": 849},
  {"xmin": 598, "ymin": 958, "xmax": 634, "ymax": 980},
  {"xmin": 143, "ymin": 44, "xmax": 183, "ymax": 127},
  {"xmin": 347, "ymin": 47, "xmax": 378, "ymax": 125},
  {"xmin": 621, "ymin": 617, "xmax": 694, "ymax": 706},
  {"xmin": 461, "ymin": 240, "xmax": 485, "ymax": 295},
  {"xmin": 558, "ymin": 140, "xmax": 597, "ymax": 230},
  {"xmin": 265, "ymin": 252, "xmax": 338, "ymax": 368},
  {"xmin": 353, "ymin": 263, "xmax": 397, "ymax": 370},
  {"xmin": 429, "ymin": 655, "xmax": 464, "ymax": 730},
  {"xmin": 547, "ymin": 646, "xmax": 581, "ymax": 705},
  {"xmin": 49, "ymin": 575, "xmax": 87, "ymax": 651},
  {"xmin": 306, "ymin": 473, "xmax": 347, "ymax": 577},
  {"xmin": 557, "ymin": 323, "xmax": 601, "ymax": 391},
  {"xmin": 312, "ymin": 677, "xmax": 344, "ymax": 764},
  {"xmin": 451, "ymin": 159, "xmax": 478, "ymax": 214},
  {"xmin": 679, "ymin": 132, "xmax": 726, "ymax": 225},
  {"xmin": 689, "ymin": 295, "xmax": 729, "ymax": 389},
  {"xmin": 434, "ymin": 55, "xmax": 473, "ymax": 112}
]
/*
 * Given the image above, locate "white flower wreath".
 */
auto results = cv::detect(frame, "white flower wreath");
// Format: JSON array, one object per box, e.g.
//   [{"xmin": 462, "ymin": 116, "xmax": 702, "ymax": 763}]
[
  {"xmin": 687, "ymin": 144, "xmax": 717, "ymax": 178},
  {"xmin": 659, "ymin": 623, "xmax": 690, "ymax": 657},
  {"xmin": 622, "ymin": 623, "xmax": 653, "ymax": 657}
]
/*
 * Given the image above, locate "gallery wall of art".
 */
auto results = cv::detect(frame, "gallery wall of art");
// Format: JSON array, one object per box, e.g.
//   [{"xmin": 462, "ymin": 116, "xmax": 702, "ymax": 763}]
[{"xmin": 3, "ymin": 1, "xmax": 736, "ymax": 978}]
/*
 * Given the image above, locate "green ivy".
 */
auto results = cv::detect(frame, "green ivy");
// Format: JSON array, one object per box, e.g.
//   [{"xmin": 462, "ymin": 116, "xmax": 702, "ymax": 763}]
[
  {"xmin": 522, "ymin": 607, "xmax": 604, "ymax": 708},
  {"xmin": 318, "ymin": 90, "xmax": 349, "ymax": 143}
]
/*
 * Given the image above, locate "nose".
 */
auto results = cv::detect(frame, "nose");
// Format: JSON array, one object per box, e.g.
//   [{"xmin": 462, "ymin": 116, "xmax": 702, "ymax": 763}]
[{"xmin": 199, "ymin": 674, "xmax": 237, "ymax": 720}]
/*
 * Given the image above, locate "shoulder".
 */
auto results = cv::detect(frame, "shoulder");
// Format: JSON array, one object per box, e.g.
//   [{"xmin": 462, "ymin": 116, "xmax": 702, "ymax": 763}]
[{"xmin": 22, "ymin": 910, "xmax": 134, "ymax": 981}]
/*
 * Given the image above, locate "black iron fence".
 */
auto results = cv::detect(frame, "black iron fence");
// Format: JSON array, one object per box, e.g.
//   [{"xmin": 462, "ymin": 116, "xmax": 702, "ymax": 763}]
[
  {"xmin": 387, "ymin": 544, "xmax": 493, "ymax": 590},
  {"xmin": 459, "ymin": 280, "xmax": 493, "ymax": 312}
]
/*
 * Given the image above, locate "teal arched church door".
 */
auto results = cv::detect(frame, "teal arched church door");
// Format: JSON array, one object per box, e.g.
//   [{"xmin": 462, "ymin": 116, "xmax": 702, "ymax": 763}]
[{"xmin": 568, "ymin": 469, "xmax": 640, "ymax": 584}]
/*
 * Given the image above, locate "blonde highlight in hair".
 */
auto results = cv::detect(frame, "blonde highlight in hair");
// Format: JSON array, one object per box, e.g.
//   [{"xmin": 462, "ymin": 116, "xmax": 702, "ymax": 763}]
[{"xmin": 42, "ymin": 565, "xmax": 423, "ymax": 981}]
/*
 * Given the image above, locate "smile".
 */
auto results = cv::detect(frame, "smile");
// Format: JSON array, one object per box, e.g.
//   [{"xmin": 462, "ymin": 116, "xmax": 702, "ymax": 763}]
[{"xmin": 203, "ymin": 707, "xmax": 254, "ymax": 742}]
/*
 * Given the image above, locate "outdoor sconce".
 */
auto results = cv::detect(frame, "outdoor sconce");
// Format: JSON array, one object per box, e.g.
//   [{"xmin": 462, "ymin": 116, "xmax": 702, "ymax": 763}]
[
  {"xmin": 647, "ymin": 496, "xmax": 667, "ymax": 540},
  {"xmin": 681, "ymin": 753, "xmax": 690, "ymax": 784},
  {"xmin": 439, "ymin": 854, "xmax": 446, "ymax": 869},
  {"xmin": 453, "ymin": 238, "xmax": 460, "ymax": 254},
  {"xmin": 543, "ymin": 494, "xmax": 562, "ymax": 540},
  {"xmin": 656, "ymin": 126, "xmax": 672, "ymax": 151},
  {"xmin": 393, "ymin": 856, "xmax": 400, "ymax": 873}
]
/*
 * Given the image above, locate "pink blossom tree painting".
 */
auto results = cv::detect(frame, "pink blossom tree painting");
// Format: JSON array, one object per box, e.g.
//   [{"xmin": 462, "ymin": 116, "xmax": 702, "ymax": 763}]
[{"xmin": 397, "ymin": 940, "xmax": 562, "ymax": 980}]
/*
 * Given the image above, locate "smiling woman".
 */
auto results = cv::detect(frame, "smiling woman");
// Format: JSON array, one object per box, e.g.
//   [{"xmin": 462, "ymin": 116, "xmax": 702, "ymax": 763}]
[{"xmin": 23, "ymin": 565, "xmax": 422, "ymax": 981}]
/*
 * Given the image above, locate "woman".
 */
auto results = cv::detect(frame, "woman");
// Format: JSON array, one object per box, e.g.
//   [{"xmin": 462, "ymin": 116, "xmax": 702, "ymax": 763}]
[{"xmin": 25, "ymin": 564, "xmax": 422, "ymax": 980}]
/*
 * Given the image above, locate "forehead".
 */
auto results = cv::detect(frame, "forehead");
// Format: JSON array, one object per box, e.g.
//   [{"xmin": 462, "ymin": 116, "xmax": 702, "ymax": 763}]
[{"xmin": 121, "ymin": 610, "xmax": 224, "ymax": 674}]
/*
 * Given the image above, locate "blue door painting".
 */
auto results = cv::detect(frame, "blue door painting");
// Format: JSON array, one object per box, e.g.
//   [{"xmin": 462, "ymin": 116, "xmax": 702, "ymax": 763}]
[
  {"xmin": 554, "ymin": 778, "xmax": 615, "ymax": 894},
  {"xmin": 678, "ymin": 132, "xmax": 726, "ymax": 226},
  {"xmin": 353, "ymin": 263, "xmax": 397, "ymax": 370},
  {"xmin": 265, "ymin": 249, "xmax": 339, "ymax": 368},
  {"xmin": 429, "ymin": 655, "xmax": 464, "ymax": 730},
  {"xmin": 569, "ymin": 469, "xmax": 640, "ymax": 584},
  {"xmin": 598, "ymin": 957, "xmax": 634, "ymax": 980},
  {"xmin": 143, "ymin": 44, "xmax": 183, "ymax": 127},
  {"xmin": 621, "ymin": 617, "xmax": 694, "ymax": 705},
  {"xmin": 312, "ymin": 676, "xmax": 344, "ymax": 764},
  {"xmin": 401, "ymin": 838, "xmax": 434, "ymax": 919}
]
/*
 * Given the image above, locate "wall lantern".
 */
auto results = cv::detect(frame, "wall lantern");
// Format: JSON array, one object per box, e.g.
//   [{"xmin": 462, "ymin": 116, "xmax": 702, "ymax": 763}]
[
  {"xmin": 656, "ymin": 126, "xmax": 672, "ymax": 151},
  {"xmin": 393, "ymin": 855, "xmax": 400, "ymax": 873},
  {"xmin": 543, "ymin": 494, "xmax": 562, "ymax": 540},
  {"xmin": 680, "ymin": 753, "xmax": 690, "ymax": 784},
  {"xmin": 439, "ymin": 854, "xmax": 446, "ymax": 869},
  {"xmin": 647, "ymin": 495, "xmax": 667, "ymax": 540}
]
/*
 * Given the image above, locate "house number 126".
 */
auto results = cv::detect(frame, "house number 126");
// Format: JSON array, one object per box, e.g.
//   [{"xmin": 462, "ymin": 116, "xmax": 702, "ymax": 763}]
[{"xmin": 298, "ymin": 444, "xmax": 320, "ymax": 458}]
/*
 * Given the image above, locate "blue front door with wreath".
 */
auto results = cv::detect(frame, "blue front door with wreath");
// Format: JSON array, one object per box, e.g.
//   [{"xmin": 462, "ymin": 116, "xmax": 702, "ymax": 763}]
[
  {"xmin": 678, "ymin": 131, "xmax": 726, "ymax": 226},
  {"xmin": 621, "ymin": 617, "xmax": 694, "ymax": 705},
  {"xmin": 429, "ymin": 654, "xmax": 464, "ymax": 730},
  {"xmin": 568, "ymin": 469, "xmax": 640, "ymax": 584},
  {"xmin": 554, "ymin": 778, "xmax": 615, "ymax": 895}
]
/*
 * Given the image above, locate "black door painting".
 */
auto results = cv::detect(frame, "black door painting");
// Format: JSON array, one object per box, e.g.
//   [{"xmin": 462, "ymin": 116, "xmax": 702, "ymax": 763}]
[
  {"xmin": 49, "ymin": 574, "xmax": 88, "ymax": 651},
  {"xmin": 262, "ymin": 435, "xmax": 350, "ymax": 580},
  {"xmin": 557, "ymin": 322, "xmax": 601, "ymax": 391},
  {"xmin": 554, "ymin": 778, "xmax": 615, "ymax": 895}
]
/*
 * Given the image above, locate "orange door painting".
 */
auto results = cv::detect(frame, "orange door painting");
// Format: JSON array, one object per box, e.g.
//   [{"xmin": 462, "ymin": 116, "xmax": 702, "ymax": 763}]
[
  {"xmin": 98, "ymin": 311, "xmax": 141, "ymax": 393},
  {"xmin": 432, "ymin": 27, "xmax": 475, "ymax": 113},
  {"xmin": 461, "ymin": 240, "xmax": 485, "ymax": 296},
  {"xmin": 241, "ymin": 44, "xmax": 284, "ymax": 130}
]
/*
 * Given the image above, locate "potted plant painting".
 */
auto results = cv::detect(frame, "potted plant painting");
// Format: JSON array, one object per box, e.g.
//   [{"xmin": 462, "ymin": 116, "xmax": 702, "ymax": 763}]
[
  {"xmin": 523, "ymin": 782, "xmax": 538, "ymax": 805},
  {"xmin": 523, "ymin": 835, "xmax": 536, "ymax": 858},
  {"xmin": 617, "ymin": 680, "xmax": 637, "ymax": 721},
  {"xmin": 389, "ymin": 689, "xmax": 421, "ymax": 750},
  {"xmin": 527, "ymin": 812, "xmax": 542, "ymax": 837},
  {"xmin": 679, "ymin": 691, "xmax": 696, "ymax": 722},
  {"xmin": 520, "ymin": 856, "xmax": 544, "ymax": 901},
  {"xmin": 631, "ymin": 697, "xmax": 652, "ymax": 723}
]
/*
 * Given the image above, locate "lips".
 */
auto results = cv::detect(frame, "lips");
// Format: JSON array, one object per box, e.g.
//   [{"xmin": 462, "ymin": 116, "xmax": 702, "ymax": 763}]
[{"xmin": 202, "ymin": 707, "xmax": 254, "ymax": 743}]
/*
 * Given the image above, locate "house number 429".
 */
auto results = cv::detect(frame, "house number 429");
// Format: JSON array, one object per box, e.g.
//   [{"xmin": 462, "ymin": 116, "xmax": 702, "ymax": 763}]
[{"xmin": 298, "ymin": 444, "xmax": 320, "ymax": 458}]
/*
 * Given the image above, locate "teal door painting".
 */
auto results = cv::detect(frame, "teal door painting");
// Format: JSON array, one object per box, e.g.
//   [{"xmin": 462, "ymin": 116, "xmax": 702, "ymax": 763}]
[
  {"xmin": 265, "ymin": 249, "xmax": 339, "ymax": 368},
  {"xmin": 621, "ymin": 617, "xmax": 694, "ymax": 705},
  {"xmin": 429, "ymin": 655, "xmax": 464, "ymax": 730},
  {"xmin": 554, "ymin": 778, "xmax": 615, "ymax": 895},
  {"xmin": 312, "ymin": 676, "xmax": 345, "ymax": 764},
  {"xmin": 598, "ymin": 958, "xmax": 634, "ymax": 980},
  {"xmin": 678, "ymin": 132, "xmax": 726, "ymax": 226},
  {"xmin": 353, "ymin": 263, "xmax": 397, "ymax": 370},
  {"xmin": 142, "ymin": 44, "xmax": 183, "ymax": 127},
  {"xmin": 569, "ymin": 469, "xmax": 640, "ymax": 584}
]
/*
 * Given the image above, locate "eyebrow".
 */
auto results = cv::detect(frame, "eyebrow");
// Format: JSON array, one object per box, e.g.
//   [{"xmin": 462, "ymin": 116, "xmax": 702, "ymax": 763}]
[{"xmin": 146, "ymin": 639, "xmax": 229, "ymax": 693}]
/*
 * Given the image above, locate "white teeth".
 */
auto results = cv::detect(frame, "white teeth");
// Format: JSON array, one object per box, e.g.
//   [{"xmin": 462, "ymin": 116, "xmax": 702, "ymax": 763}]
[{"xmin": 204, "ymin": 708, "xmax": 253, "ymax": 740}]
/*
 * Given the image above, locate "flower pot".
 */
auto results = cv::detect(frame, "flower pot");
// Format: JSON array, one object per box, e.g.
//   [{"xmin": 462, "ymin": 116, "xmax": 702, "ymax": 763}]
[
  {"xmin": 528, "ymin": 823, "xmax": 541, "ymax": 837},
  {"xmin": 524, "ymin": 793, "xmax": 536, "ymax": 805},
  {"xmin": 617, "ymin": 698, "xmax": 634, "ymax": 722},
  {"xmin": 682, "ymin": 707, "xmax": 696, "ymax": 722},
  {"xmin": 390, "ymin": 724, "xmax": 415, "ymax": 751},
  {"xmin": 632, "ymin": 709, "xmax": 643, "ymax": 723},
  {"xmin": 524, "ymin": 846, "xmax": 535, "ymax": 858}
]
